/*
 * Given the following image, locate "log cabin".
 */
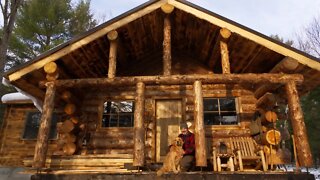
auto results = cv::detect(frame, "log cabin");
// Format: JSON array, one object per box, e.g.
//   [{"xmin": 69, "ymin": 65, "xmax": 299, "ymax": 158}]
[{"xmin": 1, "ymin": 0, "xmax": 320, "ymax": 178}]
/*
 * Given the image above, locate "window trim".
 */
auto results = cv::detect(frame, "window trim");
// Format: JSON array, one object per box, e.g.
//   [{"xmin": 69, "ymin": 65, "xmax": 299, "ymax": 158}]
[
  {"xmin": 203, "ymin": 97, "xmax": 240, "ymax": 127},
  {"xmin": 21, "ymin": 110, "xmax": 58, "ymax": 140},
  {"xmin": 99, "ymin": 100, "xmax": 135, "ymax": 129}
]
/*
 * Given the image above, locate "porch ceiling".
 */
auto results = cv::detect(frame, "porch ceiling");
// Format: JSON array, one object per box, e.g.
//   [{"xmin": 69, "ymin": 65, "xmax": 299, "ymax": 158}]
[{"xmin": 4, "ymin": 0, "xmax": 320, "ymax": 102}]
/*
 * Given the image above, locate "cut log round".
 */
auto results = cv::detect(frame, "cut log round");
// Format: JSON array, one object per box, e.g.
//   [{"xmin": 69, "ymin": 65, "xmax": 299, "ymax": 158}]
[
  {"xmin": 44, "ymin": 62, "xmax": 58, "ymax": 74},
  {"xmin": 61, "ymin": 91, "xmax": 72, "ymax": 102},
  {"xmin": 61, "ymin": 120, "xmax": 75, "ymax": 133},
  {"xmin": 70, "ymin": 116, "xmax": 79, "ymax": 124},
  {"xmin": 107, "ymin": 30, "xmax": 118, "ymax": 41},
  {"xmin": 262, "ymin": 129, "xmax": 281, "ymax": 145},
  {"xmin": 263, "ymin": 145, "xmax": 277, "ymax": 155},
  {"xmin": 63, "ymin": 142, "xmax": 76, "ymax": 155},
  {"xmin": 220, "ymin": 28, "xmax": 231, "ymax": 39},
  {"xmin": 161, "ymin": 3, "xmax": 174, "ymax": 14},
  {"xmin": 61, "ymin": 133, "xmax": 76, "ymax": 143},
  {"xmin": 264, "ymin": 111, "xmax": 278, "ymax": 123},
  {"xmin": 64, "ymin": 103, "xmax": 76, "ymax": 115}
]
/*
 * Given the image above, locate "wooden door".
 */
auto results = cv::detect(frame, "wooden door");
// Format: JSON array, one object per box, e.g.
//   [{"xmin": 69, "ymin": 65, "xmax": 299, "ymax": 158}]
[{"xmin": 156, "ymin": 100, "xmax": 182, "ymax": 162}]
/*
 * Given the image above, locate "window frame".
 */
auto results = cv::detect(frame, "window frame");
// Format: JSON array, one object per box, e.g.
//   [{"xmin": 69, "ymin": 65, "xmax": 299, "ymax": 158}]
[
  {"xmin": 100, "ymin": 100, "xmax": 135, "ymax": 128},
  {"xmin": 203, "ymin": 97, "xmax": 240, "ymax": 126},
  {"xmin": 21, "ymin": 110, "xmax": 58, "ymax": 140}
]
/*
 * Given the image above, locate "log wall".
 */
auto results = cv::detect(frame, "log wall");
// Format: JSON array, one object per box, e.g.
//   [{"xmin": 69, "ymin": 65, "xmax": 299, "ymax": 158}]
[
  {"xmin": 0, "ymin": 104, "xmax": 57, "ymax": 166},
  {"xmin": 80, "ymin": 84, "xmax": 256, "ymax": 162}
]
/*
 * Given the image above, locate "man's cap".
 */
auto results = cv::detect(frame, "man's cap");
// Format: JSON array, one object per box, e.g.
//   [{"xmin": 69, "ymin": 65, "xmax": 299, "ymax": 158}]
[{"xmin": 180, "ymin": 122, "xmax": 188, "ymax": 129}]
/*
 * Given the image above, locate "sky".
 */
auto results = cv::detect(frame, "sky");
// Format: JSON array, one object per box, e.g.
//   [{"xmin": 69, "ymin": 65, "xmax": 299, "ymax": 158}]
[{"xmin": 89, "ymin": 0, "xmax": 320, "ymax": 41}]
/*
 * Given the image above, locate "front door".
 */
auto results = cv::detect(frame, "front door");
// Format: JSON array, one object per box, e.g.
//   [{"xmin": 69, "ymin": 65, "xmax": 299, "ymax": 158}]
[{"xmin": 156, "ymin": 100, "xmax": 182, "ymax": 162}]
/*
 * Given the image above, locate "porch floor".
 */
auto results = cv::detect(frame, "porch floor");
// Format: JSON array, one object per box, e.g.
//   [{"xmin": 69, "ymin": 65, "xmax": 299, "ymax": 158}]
[{"xmin": 30, "ymin": 171, "xmax": 315, "ymax": 180}]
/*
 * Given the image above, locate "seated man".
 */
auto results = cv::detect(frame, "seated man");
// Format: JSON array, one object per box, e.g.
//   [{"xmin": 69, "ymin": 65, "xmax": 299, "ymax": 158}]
[{"xmin": 178, "ymin": 122, "xmax": 195, "ymax": 171}]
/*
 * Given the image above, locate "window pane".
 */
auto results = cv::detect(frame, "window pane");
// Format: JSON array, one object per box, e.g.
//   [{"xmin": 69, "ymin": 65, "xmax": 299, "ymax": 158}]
[
  {"xmin": 204, "ymin": 113, "xmax": 220, "ymax": 125},
  {"xmin": 119, "ymin": 114, "xmax": 134, "ymax": 127},
  {"xmin": 108, "ymin": 115, "xmax": 118, "ymax": 127},
  {"xmin": 102, "ymin": 101, "xmax": 134, "ymax": 127},
  {"xmin": 204, "ymin": 99, "xmax": 218, "ymax": 111},
  {"xmin": 220, "ymin": 112, "xmax": 238, "ymax": 125},
  {"xmin": 23, "ymin": 111, "xmax": 57, "ymax": 139},
  {"xmin": 219, "ymin": 98, "xmax": 236, "ymax": 111}
]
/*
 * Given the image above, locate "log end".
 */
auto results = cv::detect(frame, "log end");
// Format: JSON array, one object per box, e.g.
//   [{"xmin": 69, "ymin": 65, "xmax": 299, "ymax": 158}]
[
  {"xmin": 220, "ymin": 28, "xmax": 232, "ymax": 39},
  {"xmin": 107, "ymin": 30, "xmax": 118, "ymax": 41},
  {"xmin": 161, "ymin": 3, "xmax": 174, "ymax": 14}
]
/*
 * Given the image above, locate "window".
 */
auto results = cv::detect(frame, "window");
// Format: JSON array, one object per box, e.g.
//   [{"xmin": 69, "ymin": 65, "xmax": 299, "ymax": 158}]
[
  {"xmin": 22, "ymin": 111, "xmax": 58, "ymax": 140},
  {"xmin": 101, "ymin": 101, "xmax": 134, "ymax": 127},
  {"xmin": 203, "ymin": 98, "xmax": 238, "ymax": 125}
]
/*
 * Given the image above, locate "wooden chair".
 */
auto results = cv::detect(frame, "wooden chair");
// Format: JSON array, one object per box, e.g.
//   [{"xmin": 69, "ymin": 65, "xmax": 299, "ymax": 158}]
[
  {"xmin": 229, "ymin": 137, "xmax": 267, "ymax": 171},
  {"xmin": 212, "ymin": 142, "xmax": 235, "ymax": 172}
]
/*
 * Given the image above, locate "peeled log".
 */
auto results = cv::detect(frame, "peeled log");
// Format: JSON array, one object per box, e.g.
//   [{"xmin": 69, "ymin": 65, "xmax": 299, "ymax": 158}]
[
  {"xmin": 44, "ymin": 62, "xmax": 58, "ymax": 74},
  {"xmin": 89, "ymin": 138, "xmax": 134, "ymax": 149},
  {"xmin": 256, "ymin": 93, "xmax": 276, "ymax": 109},
  {"xmin": 262, "ymin": 129, "xmax": 281, "ymax": 145},
  {"xmin": 46, "ymin": 71, "xmax": 59, "ymax": 81},
  {"xmin": 92, "ymin": 149, "xmax": 133, "ymax": 155},
  {"xmin": 64, "ymin": 103, "xmax": 76, "ymax": 115},
  {"xmin": 63, "ymin": 142, "xmax": 76, "ymax": 155}
]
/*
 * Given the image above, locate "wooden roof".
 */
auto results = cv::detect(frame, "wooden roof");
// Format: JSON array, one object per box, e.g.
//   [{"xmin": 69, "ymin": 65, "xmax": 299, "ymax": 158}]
[{"xmin": 4, "ymin": 0, "xmax": 320, "ymax": 101}]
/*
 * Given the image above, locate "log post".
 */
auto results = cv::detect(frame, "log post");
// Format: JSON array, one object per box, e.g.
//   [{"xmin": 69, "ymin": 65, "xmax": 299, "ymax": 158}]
[
  {"xmin": 133, "ymin": 82, "xmax": 145, "ymax": 166},
  {"xmin": 162, "ymin": 11, "xmax": 172, "ymax": 76},
  {"xmin": 220, "ymin": 28, "xmax": 231, "ymax": 74},
  {"xmin": 33, "ymin": 82, "xmax": 56, "ymax": 168},
  {"xmin": 107, "ymin": 30, "xmax": 118, "ymax": 78},
  {"xmin": 193, "ymin": 80, "xmax": 207, "ymax": 166},
  {"xmin": 285, "ymin": 81, "xmax": 313, "ymax": 167}
]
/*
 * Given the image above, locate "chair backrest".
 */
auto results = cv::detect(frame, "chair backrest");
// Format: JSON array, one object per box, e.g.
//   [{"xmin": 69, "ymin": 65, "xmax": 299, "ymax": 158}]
[{"xmin": 229, "ymin": 137, "xmax": 258, "ymax": 157}]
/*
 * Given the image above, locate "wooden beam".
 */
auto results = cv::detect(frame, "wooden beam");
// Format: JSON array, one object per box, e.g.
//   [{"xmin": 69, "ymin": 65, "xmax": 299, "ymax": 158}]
[
  {"xmin": 163, "ymin": 15, "xmax": 172, "ymax": 76},
  {"xmin": 254, "ymin": 57, "xmax": 300, "ymax": 99},
  {"xmin": 7, "ymin": 0, "xmax": 168, "ymax": 81},
  {"xmin": 220, "ymin": 28, "xmax": 231, "ymax": 74},
  {"xmin": 42, "ymin": 74, "xmax": 303, "ymax": 88},
  {"xmin": 33, "ymin": 82, "xmax": 56, "ymax": 168},
  {"xmin": 256, "ymin": 92, "xmax": 276, "ymax": 109},
  {"xmin": 285, "ymin": 81, "xmax": 313, "ymax": 167},
  {"xmin": 193, "ymin": 81, "xmax": 207, "ymax": 167},
  {"xmin": 107, "ymin": 30, "xmax": 118, "ymax": 78},
  {"xmin": 133, "ymin": 82, "xmax": 145, "ymax": 166}
]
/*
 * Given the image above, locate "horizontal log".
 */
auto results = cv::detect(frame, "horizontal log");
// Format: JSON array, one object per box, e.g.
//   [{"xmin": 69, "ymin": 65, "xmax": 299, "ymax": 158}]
[
  {"xmin": 40, "ymin": 74, "xmax": 304, "ymax": 88},
  {"xmin": 256, "ymin": 93, "xmax": 276, "ymax": 109},
  {"xmin": 90, "ymin": 149, "xmax": 133, "ymax": 155},
  {"xmin": 89, "ymin": 138, "xmax": 134, "ymax": 149},
  {"xmin": 91, "ymin": 130, "xmax": 134, "ymax": 138},
  {"xmin": 205, "ymin": 129, "xmax": 251, "ymax": 138}
]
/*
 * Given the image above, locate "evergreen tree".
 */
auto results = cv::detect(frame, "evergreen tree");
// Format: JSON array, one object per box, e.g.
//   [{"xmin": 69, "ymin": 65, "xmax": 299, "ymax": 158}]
[{"xmin": 7, "ymin": 0, "xmax": 97, "ymax": 67}]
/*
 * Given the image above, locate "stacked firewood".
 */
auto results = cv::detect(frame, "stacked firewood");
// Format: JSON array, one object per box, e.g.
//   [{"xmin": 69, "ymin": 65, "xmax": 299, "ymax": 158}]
[{"xmin": 254, "ymin": 92, "xmax": 291, "ymax": 167}]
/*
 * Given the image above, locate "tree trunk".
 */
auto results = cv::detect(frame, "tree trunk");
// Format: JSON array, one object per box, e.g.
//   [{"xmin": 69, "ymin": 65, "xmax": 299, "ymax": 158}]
[
  {"xmin": 285, "ymin": 81, "xmax": 313, "ymax": 167},
  {"xmin": 193, "ymin": 81, "xmax": 207, "ymax": 167},
  {"xmin": 33, "ymin": 82, "xmax": 56, "ymax": 168}
]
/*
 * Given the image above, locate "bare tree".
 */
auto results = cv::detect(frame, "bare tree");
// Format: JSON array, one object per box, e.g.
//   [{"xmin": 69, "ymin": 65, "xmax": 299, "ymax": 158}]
[
  {"xmin": 295, "ymin": 16, "xmax": 320, "ymax": 58},
  {"xmin": 0, "ymin": 0, "xmax": 23, "ymax": 78}
]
